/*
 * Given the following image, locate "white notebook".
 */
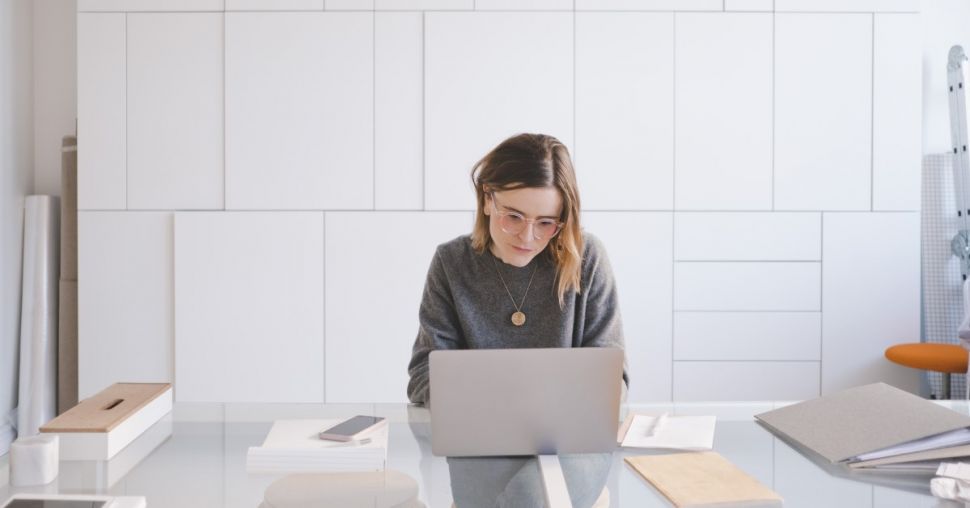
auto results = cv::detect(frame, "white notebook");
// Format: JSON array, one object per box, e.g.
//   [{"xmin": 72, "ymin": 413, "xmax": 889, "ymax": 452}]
[
  {"xmin": 246, "ymin": 419, "xmax": 388, "ymax": 474},
  {"xmin": 618, "ymin": 413, "xmax": 716, "ymax": 451}
]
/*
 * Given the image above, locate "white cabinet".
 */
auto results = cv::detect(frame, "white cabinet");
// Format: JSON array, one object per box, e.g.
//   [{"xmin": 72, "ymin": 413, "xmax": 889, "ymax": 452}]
[
  {"xmin": 324, "ymin": 212, "xmax": 472, "ymax": 402},
  {"xmin": 674, "ymin": 312, "xmax": 821, "ymax": 361},
  {"xmin": 226, "ymin": 0, "xmax": 323, "ymax": 9},
  {"xmin": 78, "ymin": 212, "xmax": 173, "ymax": 398},
  {"xmin": 673, "ymin": 361, "xmax": 819, "ymax": 401},
  {"xmin": 774, "ymin": 0, "xmax": 918, "ymax": 12},
  {"xmin": 73, "ymin": 6, "xmax": 927, "ymax": 405},
  {"xmin": 77, "ymin": 13, "xmax": 126, "ymax": 210},
  {"xmin": 583, "ymin": 212, "xmax": 674, "ymax": 402},
  {"xmin": 674, "ymin": 212, "xmax": 821, "ymax": 261},
  {"xmin": 724, "ymin": 0, "xmax": 773, "ymax": 10},
  {"xmin": 675, "ymin": 13, "xmax": 772, "ymax": 210},
  {"xmin": 674, "ymin": 262, "xmax": 821, "ymax": 311},
  {"xmin": 375, "ymin": 13, "xmax": 424, "ymax": 210},
  {"xmin": 376, "ymin": 0, "xmax": 472, "ymax": 9},
  {"xmin": 575, "ymin": 13, "xmax": 674, "ymax": 210},
  {"xmin": 575, "ymin": 0, "xmax": 722, "ymax": 9},
  {"xmin": 225, "ymin": 12, "xmax": 374, "ymax": 210},
  {"xmin": 476, "ymin": 0, "xmax": 572, "ymax": 9},
  {"xmin": 127, "ymin": 13, "xmax": 223, "ymax": 210},
  {"xmin": 821, "ymin": 212, "xmax": 920, "ymax": 395},
  {"xmin": 79, "ymin": 0, "xmax": 224, "ymax": 11},
  {"xmin": 873, "ymin": 13, "xmax": 921, "ymax": 211},
  {"xmin": 775, "ymin": 14, "xmax": 872, "ymax": 211},
  {"xmin": 424, "ymin": 12, "xmax": 573, "ymax": 210},
  {"xmin": 174, "ymin": 212, "xmax": 325, "ymax": 402}
]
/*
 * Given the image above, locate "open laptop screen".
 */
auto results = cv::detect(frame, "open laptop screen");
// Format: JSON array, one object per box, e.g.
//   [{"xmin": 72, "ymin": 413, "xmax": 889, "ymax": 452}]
[{"xmin": 429, "ymin": 347, "xmax": 624, "ymax": 457}]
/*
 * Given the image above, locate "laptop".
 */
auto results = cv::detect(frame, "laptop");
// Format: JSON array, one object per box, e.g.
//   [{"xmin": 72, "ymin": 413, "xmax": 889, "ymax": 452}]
[{"xmin": 429, "ymin": 347, "xmax": 624, "ymax": 457}]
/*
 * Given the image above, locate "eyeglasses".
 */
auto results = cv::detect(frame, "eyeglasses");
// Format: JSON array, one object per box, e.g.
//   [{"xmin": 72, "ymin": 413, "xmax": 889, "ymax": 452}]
[{"xmin": 489, "ymin": 193, "xmax": 564, "ymax": 240}]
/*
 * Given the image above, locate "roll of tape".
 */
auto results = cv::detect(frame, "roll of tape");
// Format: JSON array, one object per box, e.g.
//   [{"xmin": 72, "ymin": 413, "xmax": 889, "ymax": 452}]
[{"xmin": 11, "ymin": 434, "xmax": 59, "ymax": 486}]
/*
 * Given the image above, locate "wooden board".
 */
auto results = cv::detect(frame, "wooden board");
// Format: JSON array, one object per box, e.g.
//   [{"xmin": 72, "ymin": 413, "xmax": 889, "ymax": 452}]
[
  {"xmin": 40, "ymin": 383, "xmax": 171, "ymax": 433},
  {"xmin": 625, "ymin": 452, "xmax": 782, "ymax": 508}
]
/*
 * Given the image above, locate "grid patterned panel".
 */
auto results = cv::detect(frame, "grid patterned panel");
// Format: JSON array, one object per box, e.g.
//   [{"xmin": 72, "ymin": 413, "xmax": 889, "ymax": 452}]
[{"xmin": 922, "ymin": 152, "xmax": 967, "ymax": 398}]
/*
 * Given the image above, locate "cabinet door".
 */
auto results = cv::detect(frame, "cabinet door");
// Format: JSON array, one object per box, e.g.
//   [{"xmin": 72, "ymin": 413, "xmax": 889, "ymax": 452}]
[
  {"xmin": 822, "ymin": 212, "xmax": 920, "ymax": 395},
  {"xmin": 325, "ymin": 212, "xmax": 472, "ymax": 403},
  {"xmin": 226, "ymin": 12, "xmax": 374, "ymax": 210},
  {"xmin": 583, "ymin": 212, "xmax": 674, "ymax": 402},
  {"xmin": 78, "ymin": 212, "xmax": 173, "ymax": 398},
  {"xmin": 675, "ymin": 13, "xmax": 772, "ymax": 210},
  {"xmin": 174, "ymin": 212, "xmax": 325, "ymax": 403},
  {"xmin": 873, "ymin": 13, "xmax": 921, "ymax": 211},
  {"xmin": 375, "ymin": 13, "xmax": 423, "ymax": 210},
  {"xmin": 575, "ymin": 13, "xmax": 674, "ymax": 210},
  {"xmin": 77, "ymin": 13, "xmax": 125, "ymax": 210},
  {"xmin": 127, "ymin": 13, "xmax": 224, "ymax": 210},
  {"xmin": 775, "ymin": 14, "xmax": 872, "ymax": 211},
  {"xmin": 674, "ymin": 361, "xmax": 820, "ymax": 401},
  {"xmin": 424, "ymin": 12, "xmax": 573, "ymax": 210}
]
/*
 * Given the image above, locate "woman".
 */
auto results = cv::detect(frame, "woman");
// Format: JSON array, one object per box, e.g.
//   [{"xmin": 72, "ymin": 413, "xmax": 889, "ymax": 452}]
[
  {"xmin": 406, "ymin": 133, "xmax": 626, "ymax": 507},
  {"xmin": 407, "ymin": 132, "xmax": 627, "ymax": 402}
]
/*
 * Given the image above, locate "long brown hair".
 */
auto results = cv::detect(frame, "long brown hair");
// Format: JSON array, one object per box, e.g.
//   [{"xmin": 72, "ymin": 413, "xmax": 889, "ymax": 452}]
[{"xmin": 470, "ymin": 133, "xmax": 583, "ymax": 308}]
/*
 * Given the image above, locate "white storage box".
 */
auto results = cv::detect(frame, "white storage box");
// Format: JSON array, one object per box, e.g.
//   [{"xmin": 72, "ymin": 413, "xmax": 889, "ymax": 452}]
[{"xmin": 39, "ymin": 383, "xmax": 172, "ymax": 461}]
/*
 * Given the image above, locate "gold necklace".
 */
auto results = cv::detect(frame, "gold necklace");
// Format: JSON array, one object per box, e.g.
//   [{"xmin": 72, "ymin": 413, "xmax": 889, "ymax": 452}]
[{"xmin": 490, "ymin": 254, "xmax": 539, "ymax": 326}]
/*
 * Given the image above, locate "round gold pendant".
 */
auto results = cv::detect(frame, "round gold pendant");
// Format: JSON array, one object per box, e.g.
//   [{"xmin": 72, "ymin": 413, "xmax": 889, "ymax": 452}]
[{"xmin": 511, "ymin": 311, "xmax": 526, "ymax": 326}]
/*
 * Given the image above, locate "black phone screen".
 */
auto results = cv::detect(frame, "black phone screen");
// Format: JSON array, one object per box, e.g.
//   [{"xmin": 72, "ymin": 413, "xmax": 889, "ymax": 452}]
[
  {"xmin": 4, "ymin": 501, "xmax": 108, "ymax": 508},
  {"xmin": 320, "ymin": 415, "xmax": 384, "ymax": 437}
]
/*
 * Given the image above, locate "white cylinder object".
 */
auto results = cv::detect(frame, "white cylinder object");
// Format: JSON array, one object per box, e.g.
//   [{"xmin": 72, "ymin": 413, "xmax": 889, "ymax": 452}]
[
  {"xmin": 10, "ymin": 434, "xmax": 59, "ymax": 486},
  {"xmin": 17, "ymin": 196, "xmax": 60, "ymax": 438}
]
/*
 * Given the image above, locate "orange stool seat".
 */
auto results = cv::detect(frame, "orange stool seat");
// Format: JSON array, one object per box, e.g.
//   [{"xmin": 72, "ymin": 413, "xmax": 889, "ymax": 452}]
[
  {"xmin": 885, "ymin": 343, "xmax": 968, "ymax": 399},
  {"xmin": 885, "ymin": 343, "xmax": 968, "ymax": 373}
]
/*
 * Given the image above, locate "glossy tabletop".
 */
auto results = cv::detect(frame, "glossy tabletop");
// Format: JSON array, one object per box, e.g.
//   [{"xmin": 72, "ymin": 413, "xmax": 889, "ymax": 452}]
[{"xmin": 2, "ymin": 401, "xmax": 968, "ymax": 508}]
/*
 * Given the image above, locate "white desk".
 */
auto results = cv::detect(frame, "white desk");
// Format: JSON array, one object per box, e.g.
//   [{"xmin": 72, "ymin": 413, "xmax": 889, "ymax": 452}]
[{"xmin": 1, "ymin": 401, "xmax": 967, "ymax": 507}]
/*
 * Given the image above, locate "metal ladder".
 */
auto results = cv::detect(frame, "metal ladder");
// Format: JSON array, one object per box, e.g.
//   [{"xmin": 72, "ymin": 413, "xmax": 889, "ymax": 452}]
[{"xmin": 947, "ymin": 45, "xmax": 970, "ymax": 399}]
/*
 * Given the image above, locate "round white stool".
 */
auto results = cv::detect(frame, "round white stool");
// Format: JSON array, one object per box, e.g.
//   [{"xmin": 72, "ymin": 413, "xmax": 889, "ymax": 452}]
[{"xmin": 260, "ymin": 469, "xmax": 423, "ymax": 508}]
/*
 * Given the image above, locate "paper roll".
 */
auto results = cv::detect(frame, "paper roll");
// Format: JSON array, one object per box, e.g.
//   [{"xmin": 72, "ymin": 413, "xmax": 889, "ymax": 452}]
[
  {"xmin": 17, "ymin": 196, "xmax": 60, "ymax": 438},
  {"xmin": 10, "ymin": 434, "xmax": 59, "ymax": 486}
]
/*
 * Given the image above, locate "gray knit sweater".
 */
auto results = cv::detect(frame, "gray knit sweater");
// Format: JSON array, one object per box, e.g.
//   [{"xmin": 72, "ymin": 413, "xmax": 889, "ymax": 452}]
[{"xmin": 406, "ymin": 231, "xmax": 628, "ymax": 405}]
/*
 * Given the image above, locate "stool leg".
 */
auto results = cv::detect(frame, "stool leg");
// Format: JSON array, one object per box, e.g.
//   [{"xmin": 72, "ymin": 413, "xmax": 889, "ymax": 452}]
[{"xmin": 944, "ymin": 373, "xmax": 952, "ymax": 400}]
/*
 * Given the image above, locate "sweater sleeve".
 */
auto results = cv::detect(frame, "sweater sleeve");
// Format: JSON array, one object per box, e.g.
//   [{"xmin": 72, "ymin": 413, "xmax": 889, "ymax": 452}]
[
  {"xmin": 406, "ymin": 248, "xmax": 465, "ymax": 405},
  {"xmin": 581, "ymin": 234, "xmax": 629, "ymax": 387}
]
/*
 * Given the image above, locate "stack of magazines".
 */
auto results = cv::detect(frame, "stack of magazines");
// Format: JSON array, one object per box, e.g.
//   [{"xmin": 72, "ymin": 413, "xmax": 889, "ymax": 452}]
[{"xmin": 246, "ymin": 419, "xmax": 387, "ymax": 474}]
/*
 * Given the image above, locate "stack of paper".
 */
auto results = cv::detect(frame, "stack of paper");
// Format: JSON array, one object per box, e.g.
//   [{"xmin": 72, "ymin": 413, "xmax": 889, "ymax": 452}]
[
  {"xmin": 931, "ymin": 462, "xmax": 970, "ymax": 501},
  {"xmin": 617, "ymin": 412, "xmax": 716, "ymax": 451},
  {"xmin": 246, "ymin": 419, "xmax": 387, "ymax": 474},
  {"xmin": 755, "ymin": 383, "xmax": 970, "ymax": 470}
]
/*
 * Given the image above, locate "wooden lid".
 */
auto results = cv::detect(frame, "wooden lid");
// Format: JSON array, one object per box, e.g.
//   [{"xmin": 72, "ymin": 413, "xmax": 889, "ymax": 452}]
[{"xmin": 40, "ymin": 383, "xmax": 171, "ymax": 433}]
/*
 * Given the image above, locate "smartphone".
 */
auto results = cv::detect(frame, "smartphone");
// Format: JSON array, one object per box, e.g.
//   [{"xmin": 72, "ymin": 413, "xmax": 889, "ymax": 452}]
[
  {"xmin": 318, "ymin": 415, "xmax": 387, "ymax": 442},
  {"xmin": 3, "ymin": 503, "xmax": 107, "ymax": 508},
  {"xmin": 2, "ymin": 496, "xmax": 145, "ymax": 508}
]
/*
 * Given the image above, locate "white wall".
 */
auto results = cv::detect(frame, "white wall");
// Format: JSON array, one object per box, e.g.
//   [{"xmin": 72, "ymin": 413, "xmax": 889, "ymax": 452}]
[
  {"xmin": 73, "ymin": 0, "xmax": 924, "ymax": 404},
  {"xmin": 0, "ymin": 0, "xmax": 35, "ymax": 454}
]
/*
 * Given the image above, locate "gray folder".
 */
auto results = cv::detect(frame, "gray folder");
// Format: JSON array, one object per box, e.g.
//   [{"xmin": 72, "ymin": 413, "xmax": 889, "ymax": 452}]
[{"xmin": 755, "ymin": 382, "xmax": 970, "ymax": 464}]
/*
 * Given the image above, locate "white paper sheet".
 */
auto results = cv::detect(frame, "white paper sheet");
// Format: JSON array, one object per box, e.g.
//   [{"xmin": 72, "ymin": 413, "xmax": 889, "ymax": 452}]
[
  {"xmin": 620, "ymin": 414, "xmax": 716, "ymax": 451},
  {"xmin": 852, "ymin": 427, "xmax": 970, "ymax": 462}
]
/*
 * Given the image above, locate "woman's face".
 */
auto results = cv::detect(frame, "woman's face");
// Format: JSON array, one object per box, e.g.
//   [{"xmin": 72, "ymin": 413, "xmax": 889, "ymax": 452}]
[{"xmin": 484, "ymin": 186, "xmax": 564, "ymax": 267}]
